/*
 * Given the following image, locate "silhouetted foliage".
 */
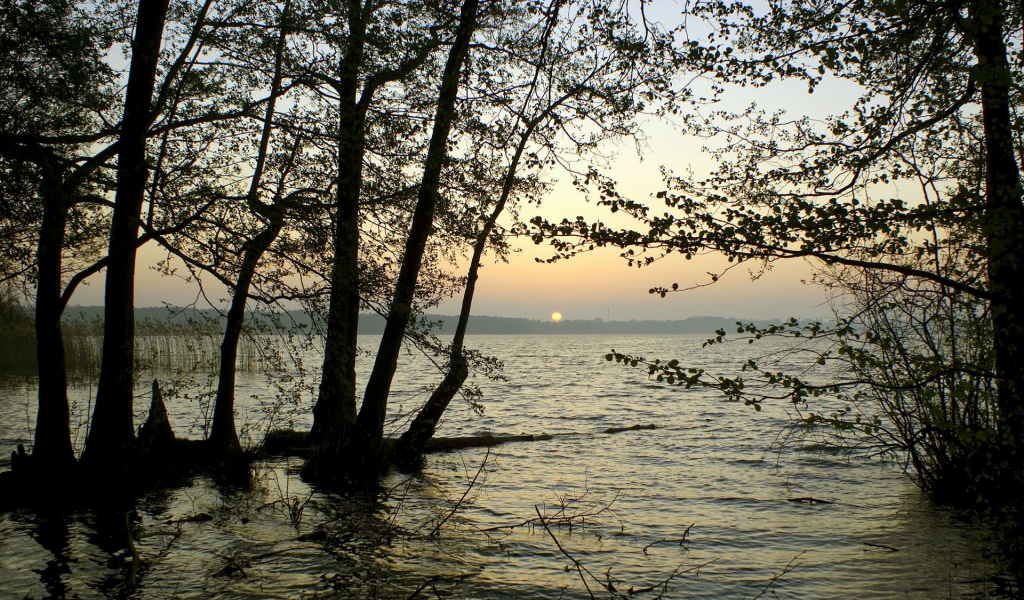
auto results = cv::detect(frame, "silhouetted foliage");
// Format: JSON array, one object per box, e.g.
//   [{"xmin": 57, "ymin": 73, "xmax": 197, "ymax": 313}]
[{"xmin": 532, "ymin": 0, "xmax": 1024, "ymax": 579}]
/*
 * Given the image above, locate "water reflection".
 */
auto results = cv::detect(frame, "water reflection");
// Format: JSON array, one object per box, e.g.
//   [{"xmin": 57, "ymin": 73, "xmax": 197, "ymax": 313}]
[
  {"xmin": 29, "ymin": 510, "xmax": 72, "ymax": 600},
  {"xmin": 0, "ymin": 335, "xmax": 1010, "ymax": 598},
  {"xmin": 0, "ymin": 455, "xmax": 1006, "ymax": 599}
]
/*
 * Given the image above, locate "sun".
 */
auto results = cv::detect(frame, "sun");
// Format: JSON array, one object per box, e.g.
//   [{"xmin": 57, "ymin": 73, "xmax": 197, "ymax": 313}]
[{"xmin": 551, "ymin": 312, "xmax": 563, "ymax": 322}]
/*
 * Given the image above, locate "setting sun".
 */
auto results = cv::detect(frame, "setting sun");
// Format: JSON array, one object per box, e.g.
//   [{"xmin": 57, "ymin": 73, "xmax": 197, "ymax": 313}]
[{"xmin": 551, "ymin": 312, "xmax": 563, "ymax": 322}]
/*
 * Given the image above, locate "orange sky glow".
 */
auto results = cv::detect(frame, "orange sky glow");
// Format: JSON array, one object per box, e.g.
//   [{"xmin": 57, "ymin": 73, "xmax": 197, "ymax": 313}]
[{"xmin": 65, "ymin": 45, "xmax": 859, "ymax": 323}]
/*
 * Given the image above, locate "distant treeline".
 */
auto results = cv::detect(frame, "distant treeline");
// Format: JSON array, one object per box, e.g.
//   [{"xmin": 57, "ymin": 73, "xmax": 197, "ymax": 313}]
[
  {"xmin": 364, "ymin": 313, "xmax": 785, "ymax": 334},
  {"xmin": 61, "ymin": 306, "xmax": 781, "ymax": 335}
]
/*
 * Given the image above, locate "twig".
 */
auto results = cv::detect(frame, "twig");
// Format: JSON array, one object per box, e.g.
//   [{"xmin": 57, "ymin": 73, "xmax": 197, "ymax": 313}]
[
  {"xmin": 125, "ymin": 512, "xmax": 141, "ymax": 585},
  {"xmin": 213, "ymin": 550, "xmax": 250, "ymax": 577},
  {"xmin": 787, "ymin": 497, "xmax": 833, "ymax": 504},
  {"xmin": 535, "ymin": 505, "xmax": 599, "ymax": 599},
  {"xmin": 404, "ymin": 573, "xmax": 472, "ymax": 599},
  {"xmin": 480, "ymin": 485, "xmax": 623, "ymax": 533},
  {"xmin": 642, "ymin": 523, "xmax": 694, "ymax": 555},
  {"xmin": 136, "ymin": 529, "xmax": 182, "ymax": 540},
  {"xmin": 749, "ymin": 550, "xmax": 806, "ymax": 600},
  {"xmin": 428, "ymin": 447, "xmax": 490, "ymax": 537},
  {"xmin": 627, "ymin": 558, "xmax": 718, "ymax": 596}
]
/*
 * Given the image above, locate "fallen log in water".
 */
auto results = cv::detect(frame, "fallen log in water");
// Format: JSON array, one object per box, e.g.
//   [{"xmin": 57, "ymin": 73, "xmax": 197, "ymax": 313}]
[
  {"xmin": 261, "ymin": 429, "xmax": 312, "ymax": 456},
  {"xmin": 260, "ymin": 423, "xmax": 658, "ymax": 457},
  {"xmin": 424, "ymin": 433, "xmax": 554, "ymax": 452},
  {"xmin": 602, "ymin": 424, "xmax": 656, "ymax": 434}
]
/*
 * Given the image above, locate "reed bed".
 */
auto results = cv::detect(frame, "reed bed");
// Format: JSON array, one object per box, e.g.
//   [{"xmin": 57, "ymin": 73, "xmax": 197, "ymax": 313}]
[{"xmin": 0, "ymin": 300, "xmax": 271, "ymax": 378}]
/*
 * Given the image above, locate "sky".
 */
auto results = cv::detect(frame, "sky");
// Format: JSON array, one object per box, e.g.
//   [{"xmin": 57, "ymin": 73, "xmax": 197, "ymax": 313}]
[
  {"xmin": 64, "ymin": 5, "xmax": 860, "ymax": 323},
  {"xmin": 66, "ymin": 121, "xmax": 830, "ymax": 322},
  {"xmin": 72, "ymin": 231, "xmax": 827, "ymax": 322},
  {"xmin": 436, "ymin": 137, "xmax": 829, "ymax": 322}
]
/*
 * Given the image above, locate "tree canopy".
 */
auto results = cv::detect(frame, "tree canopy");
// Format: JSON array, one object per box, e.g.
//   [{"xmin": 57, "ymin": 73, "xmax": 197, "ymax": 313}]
[
  {"xmin": 3, "ymin": 0, "xmax": 1024, "ymax": 582},
  {"xmin": 530, "ymin": 0, "xmax": 1024, "ymax": 571},
  {"xmin": 1, "ymin": 0, "xmax": 686, "ymax": 483}
]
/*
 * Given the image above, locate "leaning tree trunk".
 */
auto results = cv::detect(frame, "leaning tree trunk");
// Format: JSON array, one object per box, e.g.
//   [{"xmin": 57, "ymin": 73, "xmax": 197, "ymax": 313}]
[
  {"xmin": 83, "ymin": 0, "xmax": 170, "ymax": 469},
  {"xmin": 389, "ymin": 10, "xmax": 571, "ymax": 467},
  {"xmin": 30, "ymin": 182, "xmax": 76, "ymax": 472},
  {"xmin": 973, "ymin": 0, "xmax": 1024, "ymax": 452},
  {"xmin": 354, "ymin": 0, "xmax": 480, "ymax": 468},
  {"xmin": 209, "ymin": 8, "xmax": 291, "ymax": 455},
  {"xmin": 391, "ymin": 116, "xmax": 551, "ymax": 467},
  {"xmin": 209, "ymin": 225, "xmax": 283, "ymax": 453}
]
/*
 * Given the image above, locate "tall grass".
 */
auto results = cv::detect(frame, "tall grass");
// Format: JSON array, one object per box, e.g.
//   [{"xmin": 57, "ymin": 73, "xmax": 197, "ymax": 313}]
[
  {"xmin": 0, "ymin": 289, "xmax": 36, "ymax": 376},
  {"xmin": 0, "ymin": 295, "xmax": 268, "ymax": 378}
]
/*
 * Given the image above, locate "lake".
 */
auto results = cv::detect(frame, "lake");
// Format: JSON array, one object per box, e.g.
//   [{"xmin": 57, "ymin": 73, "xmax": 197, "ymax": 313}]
[{"xmin": 0, "ymin": 334, "xmax": 1002, "ymax": 598}]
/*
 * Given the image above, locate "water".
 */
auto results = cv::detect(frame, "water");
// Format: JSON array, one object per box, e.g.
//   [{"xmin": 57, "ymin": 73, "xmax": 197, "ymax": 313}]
[{"xmin": 0, "ymin": 334, "xmax": 1003, "ymax": 599}]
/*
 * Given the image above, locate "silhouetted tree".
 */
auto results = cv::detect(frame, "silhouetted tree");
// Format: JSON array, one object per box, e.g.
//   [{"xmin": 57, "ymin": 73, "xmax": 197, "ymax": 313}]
[
  {"xmin": 0, "ymin": 0, "xmax": 115, "ymax": 472},
  {"xmin": 533, "ymin": 0, "xmax": 1024, "ymax": 562},
  {"xmin": 82, "ymin": 0, "xmax": 173, "ymax": 470}
]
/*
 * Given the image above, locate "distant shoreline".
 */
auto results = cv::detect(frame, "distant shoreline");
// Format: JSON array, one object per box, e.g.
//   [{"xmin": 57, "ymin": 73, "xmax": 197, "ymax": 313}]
[{"xmin": 61, "ymin": 306, "xmax": 784, "ymax": 335}]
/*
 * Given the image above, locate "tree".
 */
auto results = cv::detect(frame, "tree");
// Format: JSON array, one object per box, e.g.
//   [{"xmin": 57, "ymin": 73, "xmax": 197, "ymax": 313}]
[
  {"xmin": 302, "ymin": 0, "xmax": 481, "ymax": 479},
  {"xmin": 532, "ymin": 0, "xmax": 1024, "ymax": 507},
  {"xmin": 304, "ymin": 0, "xmax": 466, "ymax": 461},
  {"xmin": 391, "ymin": 0, "xmax": 684, "ymax": 466},
  {"xmin": 297, "ymin": 0, "xmax": 689, "ymax": 479},
  {"xmin": 81, "ymin": 0, "xmax": 175, "ymax": 470},
  {"xmin": 0, "ymin": 0, "xmax": 115, "ymax": 472},
  {"xmin": 3, "ymin": 0, "xmax": 685, "ymax": 490},
  {"xmin": 80, "ymin": 0, "xmax": 290, "ymax": 469},
  {"xmin": 1, "ymin": 0, "xmax": 283, "ymax": 476},
  {"xmin": 206, "ymin": 0, "xmax": 297, "ymax": 456}
]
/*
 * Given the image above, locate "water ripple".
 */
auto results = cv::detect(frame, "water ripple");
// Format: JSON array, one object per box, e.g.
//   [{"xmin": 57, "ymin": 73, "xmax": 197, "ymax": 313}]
[{"xmin": 0, "ymin": 334, "xmax": 1003, "ymax": 598}]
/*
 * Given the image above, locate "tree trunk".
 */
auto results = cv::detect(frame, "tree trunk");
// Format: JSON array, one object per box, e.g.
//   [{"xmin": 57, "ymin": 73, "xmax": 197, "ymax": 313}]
[
  {"xmin": 391, "ymin": 354, "xmax": 468, "ymax": 468},
  {"xmin": 309, "ymin": 122, "xmax": 363, "ymax": 450},
  {"xmin": 973, "ymin": 0, "xmax": 1024, "ymax": 452},
  {"xmin": 209, "ymin": 8, "xmax": 291, "ymax": 455},
  {"xmin": 392, "ymin": 114, "xmax": 549, "ymax": 467},
  {"xmin": 308, "ymin": 7, "xmax": 369, "ymax": 454},
  {"xmin": 83, "ymin": 0, "xmax": 170, "ymax": 469},
  {"xmin": 31, "ymin": 182, "xmax": 76, "ymax": 471},
  {"xmin": 354, "ymin": 0, "xmax": 480, "ymax": 466},
  {"xmin": 209, "ymin": 226, "xmax": 282, "ymax": 453},
  {"xmin": 139, "ymin": 379, "xmax": 175, "ymax": 449}
]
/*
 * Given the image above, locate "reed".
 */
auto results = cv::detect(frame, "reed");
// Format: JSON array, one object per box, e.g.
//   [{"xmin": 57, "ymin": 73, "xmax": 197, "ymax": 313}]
[
  {"xmin": 0, "ymin": 297, "xmax": 272, "ymax": 378},
  {"xmin": 134, "ymin": 318, "xmax": 224, "ymax": 373},
  {"xmin": 62, "ymin": 317, "xmax": 104, "ymax": 379},
  {"xmin": 0, "ymin": 289, "xmax": 37, "ymax": 377}
]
